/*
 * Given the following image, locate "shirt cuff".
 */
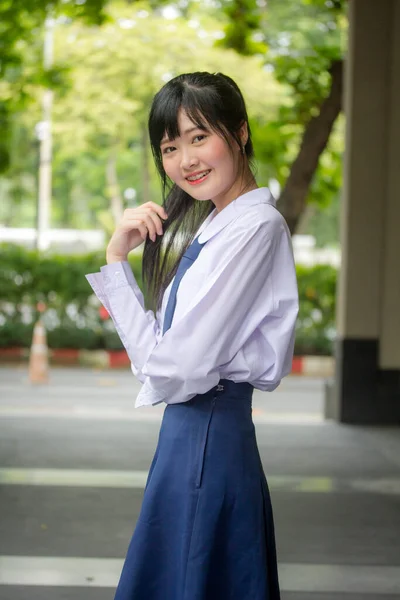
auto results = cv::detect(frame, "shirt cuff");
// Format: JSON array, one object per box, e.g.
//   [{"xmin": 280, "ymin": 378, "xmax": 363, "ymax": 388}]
[
  {"xmin": 100, "ymin": 261, "xmax": 145, "ymax": 307},
  {"xmin": 135, "ymin": 379, "xmax": 166, "ymax": 408},
  {"xmin": 85, "ymin": 272, "xmax": 112, "ymax": 313},
  {"xmin": 85, "ymin": 272, "xmax": 107, "ymax": 298},
  {"xmin": 131, "ymin": 362, "xmax": 146, "ymax": 384}
]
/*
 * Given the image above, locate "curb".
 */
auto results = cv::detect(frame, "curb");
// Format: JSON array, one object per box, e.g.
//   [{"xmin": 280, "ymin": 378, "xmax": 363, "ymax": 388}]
[
  {"xmin": 291, "ymin": 355, "xmax": 334, "ymax": 378},
  {"xmin": 0, "ymin": 347, "xmax": 335, "ymax": 377}
]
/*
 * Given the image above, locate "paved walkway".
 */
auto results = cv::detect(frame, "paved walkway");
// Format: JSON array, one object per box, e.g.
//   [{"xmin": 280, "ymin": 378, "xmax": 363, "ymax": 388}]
[{"xmin": 0, "ymin": 366, "xmax": 399, "ymax": 599}]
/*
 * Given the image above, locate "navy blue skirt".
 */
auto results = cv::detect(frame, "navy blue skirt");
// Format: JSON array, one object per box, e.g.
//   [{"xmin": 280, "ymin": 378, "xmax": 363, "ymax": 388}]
[{"xmin": 114, "ymin": 380, "xmax": 281, "ymax": 600}]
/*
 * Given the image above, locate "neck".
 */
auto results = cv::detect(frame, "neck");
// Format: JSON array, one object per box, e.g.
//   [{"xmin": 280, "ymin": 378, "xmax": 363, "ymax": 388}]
[{"xmin": 214, "ymin": 171, "xmax": 258, "ymax": 213}]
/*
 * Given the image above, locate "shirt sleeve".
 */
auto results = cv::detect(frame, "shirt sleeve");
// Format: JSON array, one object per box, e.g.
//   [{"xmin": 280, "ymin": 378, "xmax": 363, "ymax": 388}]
[
  {"xmin": 135, "ymin": 215, "xmax": 298, "ymax": 407},
  {"xmin": 85, "ymin": 260, "xmax": 162, "ymax": 385}
]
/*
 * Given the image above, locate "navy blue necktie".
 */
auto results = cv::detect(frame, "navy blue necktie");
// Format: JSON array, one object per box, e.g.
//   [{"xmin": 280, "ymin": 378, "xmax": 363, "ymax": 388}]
[{"xmin": 162, "ymin": 235, "xmax": 206, "ymax": 335}]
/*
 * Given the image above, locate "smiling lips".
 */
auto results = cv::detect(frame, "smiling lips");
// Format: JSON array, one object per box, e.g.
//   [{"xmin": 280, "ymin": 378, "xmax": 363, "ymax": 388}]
[{"xmin": 186, "ymin": 169, "xmax": 211, "ymax": 185}]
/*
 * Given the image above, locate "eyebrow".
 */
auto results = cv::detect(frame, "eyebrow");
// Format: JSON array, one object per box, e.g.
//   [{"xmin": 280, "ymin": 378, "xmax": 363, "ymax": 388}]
[{"xmin": 160, "ymin": 126, "xmax": 206, "ymax": 145}]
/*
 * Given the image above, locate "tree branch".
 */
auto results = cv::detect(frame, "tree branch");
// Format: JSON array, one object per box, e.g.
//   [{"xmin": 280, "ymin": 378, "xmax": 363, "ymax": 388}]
[{"xmin": 278, "ymin": 59, "xmax": 343, "ymax": 234}]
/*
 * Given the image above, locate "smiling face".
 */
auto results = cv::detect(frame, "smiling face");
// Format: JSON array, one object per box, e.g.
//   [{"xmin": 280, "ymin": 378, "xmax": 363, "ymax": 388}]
[{"xmin": 160, "ymin": 108, "xmax": 252, "ymax": 212}]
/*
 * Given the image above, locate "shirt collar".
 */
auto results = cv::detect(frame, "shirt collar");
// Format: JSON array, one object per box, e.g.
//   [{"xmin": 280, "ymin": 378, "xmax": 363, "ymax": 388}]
[{"xmin": 197, "ymin": 187, "xmax": 275, "ymax": 244}]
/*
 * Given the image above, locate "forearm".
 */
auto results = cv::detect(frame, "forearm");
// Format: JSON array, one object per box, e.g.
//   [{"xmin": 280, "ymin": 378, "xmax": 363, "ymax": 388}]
[
  {"xmin": 85, "ymin": 260, "xmax": 162, "ymax": 379},
  {"xmin": 106, "ymin": 252, "xmax": 128, "ymax": 264}
]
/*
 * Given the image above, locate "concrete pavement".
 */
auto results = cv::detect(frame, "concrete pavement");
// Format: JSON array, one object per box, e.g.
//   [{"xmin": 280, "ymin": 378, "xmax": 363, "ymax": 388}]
[{"xmin": 0, "ymin": 366, "xmax": 399, "ymax": 599}]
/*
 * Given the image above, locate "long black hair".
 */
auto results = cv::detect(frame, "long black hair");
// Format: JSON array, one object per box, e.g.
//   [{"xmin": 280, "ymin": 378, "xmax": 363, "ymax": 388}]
[{"xmin": 143, "ymin": 71, "xmax": 256, "ymax": 314}]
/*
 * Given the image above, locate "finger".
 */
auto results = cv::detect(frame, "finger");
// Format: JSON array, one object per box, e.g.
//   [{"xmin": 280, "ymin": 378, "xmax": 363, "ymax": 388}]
[
  {"xmin": 138, "ymin": 211, "xmax": 165, "ymax": 240},
  {"xmin": 138, "ymin": 224, "xmax": 148, "ymax": 241},
  {"xmin": 124, "ymin": 207, "xmax": 168, "ymax": 227},
  {"xmin": 120, "ymin": 217, "xmax": 146, "ymax": 231},
  {"xmin": 122, "ymin": 207, "xmax": 153, "ymax": 220},
  {"xmin": 149, "ymin": 211, "xmax": 165, "ymax": 236},
  {"xmin": 149, "ymin": 202, "xmax": 168, "ymax": 221},
  {"xmin": 142, "ymin": 214, "xmax": 158, "ymax": 242},
  {"xmin": 122, "ymin": 209, "xmax": 166, "ymax": 241},
  {"xmin": 118, "ymin": 218, "xmax": 148, "ymax": 243}
]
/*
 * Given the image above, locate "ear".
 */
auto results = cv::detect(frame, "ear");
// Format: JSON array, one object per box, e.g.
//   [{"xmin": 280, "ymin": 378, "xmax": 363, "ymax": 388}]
[{"xmin": 238, "ymin": 121, "xmax": 248, "ymax": 147}]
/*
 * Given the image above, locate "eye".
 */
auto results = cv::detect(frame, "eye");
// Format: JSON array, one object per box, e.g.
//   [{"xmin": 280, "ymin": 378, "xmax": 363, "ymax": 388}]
[
  {"xmin": 162, "ymin": 145, "xmax": 176, "ymax": 155},
  {"xmin": 193, "ymin": 134, "xmax": 207, "ymax": 143}
]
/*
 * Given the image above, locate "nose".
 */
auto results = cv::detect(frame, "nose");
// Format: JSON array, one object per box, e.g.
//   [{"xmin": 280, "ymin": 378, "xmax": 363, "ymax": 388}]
[{"xmin": 180, "ymin": 148, "xmax": 199, "ymax": 171}]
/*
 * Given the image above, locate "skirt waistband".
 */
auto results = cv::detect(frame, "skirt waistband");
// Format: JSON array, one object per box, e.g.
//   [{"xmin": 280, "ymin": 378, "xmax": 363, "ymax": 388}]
[{"xmin": 204, "ymin": 379, "xmax": 254, "ymax": 401}]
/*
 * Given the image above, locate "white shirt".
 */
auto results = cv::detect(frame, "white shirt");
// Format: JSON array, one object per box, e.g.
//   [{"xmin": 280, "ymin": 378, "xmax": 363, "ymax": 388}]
[{"xmin": 85, "ymin": 187, "xmax": 299, "ymax": 408}]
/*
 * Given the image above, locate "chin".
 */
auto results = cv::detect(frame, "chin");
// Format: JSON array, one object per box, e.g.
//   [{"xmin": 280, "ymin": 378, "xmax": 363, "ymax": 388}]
[
  {"xmin": 181, "ymin": 181, "xmax": 206, "ymax": 195},
  {"xmin": 187, "ymin": 190, "xmax": 213, "ymax": 202}
]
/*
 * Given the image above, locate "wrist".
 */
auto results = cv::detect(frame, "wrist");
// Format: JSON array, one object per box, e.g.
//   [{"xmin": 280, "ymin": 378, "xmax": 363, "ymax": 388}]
[{"xmin": 106, "ymin": 253, "xmax": 128, "ymax": 264}]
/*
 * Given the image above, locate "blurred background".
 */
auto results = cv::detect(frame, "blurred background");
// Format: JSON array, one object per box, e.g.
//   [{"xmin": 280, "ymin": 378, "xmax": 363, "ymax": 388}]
[
  {"xmin": 0, "ymin": 0, "xmax": 345, "ymax": 360},
  {"xmin": 1, "ymin": 1, "xmax": 399, "ymax": 599}
]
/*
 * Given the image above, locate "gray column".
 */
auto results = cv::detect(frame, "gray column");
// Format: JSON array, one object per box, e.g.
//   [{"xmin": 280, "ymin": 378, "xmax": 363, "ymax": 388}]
[{"xmin": 327, "ymin": 0, "xmax": 400, "ymax": 424}]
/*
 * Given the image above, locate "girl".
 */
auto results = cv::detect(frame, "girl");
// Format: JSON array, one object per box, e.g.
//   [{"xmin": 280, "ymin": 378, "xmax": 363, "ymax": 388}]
[{"xmin": 86, "ymin": 71, "xmax": 298, "ymax": 600}]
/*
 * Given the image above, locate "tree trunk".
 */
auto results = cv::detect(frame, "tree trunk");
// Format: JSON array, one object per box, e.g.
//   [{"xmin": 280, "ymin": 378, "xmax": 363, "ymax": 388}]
[
  {"xmin": 278, "ymin": 59, "xmax": 343, "ymax": 234},
  {"xmin": 296, "ymin": 203, "xmax": 316, "ymax": 235},
  {"xmin": 106, "ymin": 151, "xmax": 123, "ymax": 225}
]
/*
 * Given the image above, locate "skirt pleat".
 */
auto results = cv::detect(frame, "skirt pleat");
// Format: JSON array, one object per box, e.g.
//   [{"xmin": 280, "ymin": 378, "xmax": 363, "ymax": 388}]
[{"xmin": 114, "ymin": 380, "xmax": 281, "ymax": 600}]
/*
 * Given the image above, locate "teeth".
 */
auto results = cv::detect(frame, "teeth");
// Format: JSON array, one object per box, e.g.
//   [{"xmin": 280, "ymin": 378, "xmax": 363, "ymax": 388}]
[{"xmin": 187, "ymin": 170, "xmax": 210, "ymax": 181}]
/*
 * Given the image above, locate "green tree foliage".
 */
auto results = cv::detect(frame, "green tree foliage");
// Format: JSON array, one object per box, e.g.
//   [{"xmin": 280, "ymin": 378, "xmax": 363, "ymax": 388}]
[
  {"xmin": 0, "ymin": 0, "xmax": 112, "ymax": 172},
  {"xmin": 215, "ymin": 0, "xmax": 266, "ymax": 56},
  {"xmin": 1, "ymin": 0, "xmax": 347, "ymax": 239},
  {"xmin": 0, "ymin": 0, "xmax": 108, "ymax": 74},
  {"xmin": 1, "ymin": 1, "xmax": 282, "ymax": 229},
  {"xmin": 217, "ymin": 0, "xmax": 346, "ymax": 233}
]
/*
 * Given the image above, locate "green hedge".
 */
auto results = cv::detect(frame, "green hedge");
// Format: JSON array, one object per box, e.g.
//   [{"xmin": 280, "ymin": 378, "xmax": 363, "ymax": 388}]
[
  {"xmin": 0, "ymin": 243, "xmax": 337, "ymax": 355},
  {"xmin": 295, "ymin": 263, "xmax": 337, "ymax": 355}
]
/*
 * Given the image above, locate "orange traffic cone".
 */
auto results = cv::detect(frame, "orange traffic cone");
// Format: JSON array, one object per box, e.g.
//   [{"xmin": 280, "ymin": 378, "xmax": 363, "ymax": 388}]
[{"xmin": 29, "ymin": 317, "xmax": 49, "ymax": 384}]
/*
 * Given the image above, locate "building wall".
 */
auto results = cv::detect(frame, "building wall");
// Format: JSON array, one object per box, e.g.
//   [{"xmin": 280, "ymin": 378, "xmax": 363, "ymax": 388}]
[{"xmin": 332, "ymin": 0, "xmax": 400, "ymax": 423}]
